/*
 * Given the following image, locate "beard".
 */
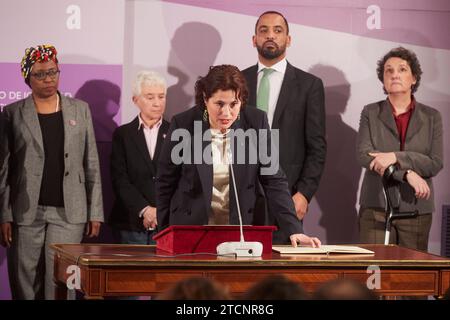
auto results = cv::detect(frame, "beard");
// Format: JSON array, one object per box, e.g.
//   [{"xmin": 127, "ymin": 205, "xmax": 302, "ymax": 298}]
[{"xmin": 256, "ymin": 41, "xmax": 286, "ymax": 60}]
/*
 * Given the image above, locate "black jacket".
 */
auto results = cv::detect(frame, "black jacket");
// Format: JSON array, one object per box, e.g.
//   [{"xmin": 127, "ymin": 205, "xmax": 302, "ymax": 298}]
[
  {"xmin": 242, "ymin": 62, "xmax": 326, "ymax": 199},
  {"xmin": 242, "ymin": 62, "xmax": 326, "ymax": 243},
  {"xmin": 156, "ymin": 105, "xmax": 303, "ymax": 237},
  {"xmin": 109, "ymin": 116, "xmax": 169, "ymax": 231}
]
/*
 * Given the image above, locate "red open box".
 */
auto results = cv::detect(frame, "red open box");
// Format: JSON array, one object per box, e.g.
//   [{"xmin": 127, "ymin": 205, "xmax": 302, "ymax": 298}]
[{"xmin": 153, "ymin": 225, "xmax": 277, "ymax": 254}]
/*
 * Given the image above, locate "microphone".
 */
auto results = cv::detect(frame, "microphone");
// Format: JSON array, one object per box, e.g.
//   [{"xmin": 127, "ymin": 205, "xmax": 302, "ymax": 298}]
[{"xmin": 216, "ymin": 144, "xmax": 263, "ymax": 257}]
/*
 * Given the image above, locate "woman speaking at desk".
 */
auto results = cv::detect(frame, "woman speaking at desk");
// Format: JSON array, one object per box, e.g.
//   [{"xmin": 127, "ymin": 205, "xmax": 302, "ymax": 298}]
[{"xmin": 156, "ymin": 65, "xmax": 320, "ymax": 247}]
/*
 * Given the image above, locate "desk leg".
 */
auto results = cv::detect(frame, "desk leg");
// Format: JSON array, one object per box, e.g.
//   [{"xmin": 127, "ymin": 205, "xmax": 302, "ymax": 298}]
[{"xmin": 54, "ymin": 281, "xmax": 68, "ymax": 300}]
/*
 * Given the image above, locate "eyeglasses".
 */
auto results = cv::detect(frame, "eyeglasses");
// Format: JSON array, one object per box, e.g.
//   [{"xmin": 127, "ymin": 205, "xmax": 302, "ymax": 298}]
[{"xmin": 30, "ymin": 69, "xmax": 60, "ymax": 81}]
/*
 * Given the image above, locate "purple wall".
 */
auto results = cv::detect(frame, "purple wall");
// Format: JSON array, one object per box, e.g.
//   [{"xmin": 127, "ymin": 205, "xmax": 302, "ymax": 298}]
[{"xmin": 164, "ymin": 0, "xmax": 450, "ymax": 49}]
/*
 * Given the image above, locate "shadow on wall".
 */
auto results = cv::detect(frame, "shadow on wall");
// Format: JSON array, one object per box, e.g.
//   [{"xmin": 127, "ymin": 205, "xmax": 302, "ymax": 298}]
[
  {"xmin": 165, "ymin": 22, "xmax": 222, "ymax": 120},
  {"xmin": 75, "ymin": 80, "xmax": 121, "ymax": 142},
  {"xmin": 309, "ymin": 64, "xmax": 359, "ymax": 244},
  {"xmin": 75, "ymin": 80, "xmax": 121, "ymax": 244}
]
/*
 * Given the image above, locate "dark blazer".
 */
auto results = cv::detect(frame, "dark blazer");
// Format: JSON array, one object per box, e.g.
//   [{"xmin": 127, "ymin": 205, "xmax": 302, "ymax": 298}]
[
  {"xmin": 156, "ymin": 105, "xmax": 303, "ymax": 237},
  {"xmin": 242, "ymin": 62, "xmax": 326, "ymax": 200},
  {"xmin": 242, "ymin": 62, "xmax": 326, "ymax": 243},
  {"xmin": 110, "ymin": 116, "xmax": 169, "ymax": 231},
  {"xmin": 356, "ymin": 100, "xmax": 443, "ymax": 214},
  {"xmin": 0, "ymin": 94, "xmax": 104, "ymax": 225}
]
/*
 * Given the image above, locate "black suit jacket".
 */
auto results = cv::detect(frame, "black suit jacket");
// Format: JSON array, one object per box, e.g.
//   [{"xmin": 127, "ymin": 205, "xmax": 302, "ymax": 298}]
[
  {"xmin": 156, "ymin": 105, "xmax": 303, "ymax": 237},
  {"xmin": 242, "ymin": 62, "xmax": 326, "ymax": 243},
  {"xmin": 109, "ymin": 116, "xmax": 169, "ymax": 231}
]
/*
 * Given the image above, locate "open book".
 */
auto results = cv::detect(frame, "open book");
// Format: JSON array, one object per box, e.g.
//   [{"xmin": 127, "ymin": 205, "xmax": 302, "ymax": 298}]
[{"xmin": 272, "ymin": 245, "xmax": 374, "ymax": 255}]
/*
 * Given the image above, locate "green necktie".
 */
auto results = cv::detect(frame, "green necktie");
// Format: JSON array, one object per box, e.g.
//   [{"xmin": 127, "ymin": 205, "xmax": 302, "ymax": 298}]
[{"xmin": 256, "ymin": 68, "xmax": 275, "ymax": 113}]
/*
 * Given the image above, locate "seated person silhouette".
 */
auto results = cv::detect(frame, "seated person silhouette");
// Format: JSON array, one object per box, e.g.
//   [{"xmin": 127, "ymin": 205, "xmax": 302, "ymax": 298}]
[
  {"xmin": 313, "ymin": 278, "xmax": 378, "ymax": 300},
  {"xmin": 242, "ymin": 274, "xmax": 308, "ymax": 300},
  {"xmin": 157, "ymin": 276, "xmax": 231, "ymax": 300}
]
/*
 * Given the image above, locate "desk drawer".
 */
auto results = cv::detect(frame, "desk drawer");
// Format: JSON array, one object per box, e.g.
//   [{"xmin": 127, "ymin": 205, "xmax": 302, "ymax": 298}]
[
  {"xmin": 105, "ymin": 270, "xmax": 205, "ymax": 294},
  {"xmin": 209, "ymin": 271, "xmax": 339, "ymax": 293},
  {"xmin": 345, "ymin": 270, "xmax": 438, "ymax": 295}
]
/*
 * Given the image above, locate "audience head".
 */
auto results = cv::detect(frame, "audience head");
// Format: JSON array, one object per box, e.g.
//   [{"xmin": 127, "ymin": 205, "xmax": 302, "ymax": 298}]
[
  {"xmin": 157, "ymin": 276, "xmax": 231, "ymax": 300},
  {"xmin": 443, "ymin": 286, "xmax": 450, "ymax": 300},
  {"xmin": 313, "ymin": 278, "xmax": 378, "ymax": 300},
  {"xmin": 243, "ymin": 274, "xmax": 308, "ymax": 300}
]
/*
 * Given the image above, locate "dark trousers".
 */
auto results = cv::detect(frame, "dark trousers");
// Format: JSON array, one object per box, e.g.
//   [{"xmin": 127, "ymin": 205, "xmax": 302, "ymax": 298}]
[
  {"xmin": 359, "ymin": 207, "xmax": 432, "ymax": 251},
  {"xmin": 114, "ymin": 229, "xmax": 156, "ymax": 245}
]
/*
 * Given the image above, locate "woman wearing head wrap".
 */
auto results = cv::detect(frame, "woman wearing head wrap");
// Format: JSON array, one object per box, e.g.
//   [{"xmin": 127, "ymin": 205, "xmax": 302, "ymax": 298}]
[{"xmin": 0, "ymin": 45, "xmax": 104, "ymax": 299}]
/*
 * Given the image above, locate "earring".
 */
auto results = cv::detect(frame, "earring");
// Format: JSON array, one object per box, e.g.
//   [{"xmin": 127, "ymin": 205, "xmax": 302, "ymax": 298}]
[
  {"xmin": 237, "ymin": 112, "xmax": 240, "ymax": 121},
  {"xmin": 203, "ymin": 109, "xmax": 208, "ymax": 122}
]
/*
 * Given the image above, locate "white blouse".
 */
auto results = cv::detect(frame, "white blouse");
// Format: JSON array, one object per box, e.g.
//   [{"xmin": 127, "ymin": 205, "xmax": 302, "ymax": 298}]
[{"xmin": 209, "ymin": 129, "xmax": 231, "ymax": 225}]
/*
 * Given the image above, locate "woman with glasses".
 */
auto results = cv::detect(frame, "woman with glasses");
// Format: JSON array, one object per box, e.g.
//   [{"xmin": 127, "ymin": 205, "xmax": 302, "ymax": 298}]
[{"xmin": 0, "ymin": 45, "xmax": 104, "ymax": 299}]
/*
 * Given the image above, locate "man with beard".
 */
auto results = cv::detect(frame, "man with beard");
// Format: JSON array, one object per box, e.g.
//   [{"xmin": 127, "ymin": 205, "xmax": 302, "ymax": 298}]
[{"xmin": 242, "ymin": 11, "xmax": 326, "ymax": 244}]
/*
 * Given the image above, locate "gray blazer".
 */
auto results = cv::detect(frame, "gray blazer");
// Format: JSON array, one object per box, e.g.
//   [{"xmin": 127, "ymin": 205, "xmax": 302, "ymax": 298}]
[
  {"xmin": 0, "ymin": 94, "xmax": 104, "ymax": 225},
  {"xmin": 356, "ymin": 100, "xmax": 443, "ymax": 214}
]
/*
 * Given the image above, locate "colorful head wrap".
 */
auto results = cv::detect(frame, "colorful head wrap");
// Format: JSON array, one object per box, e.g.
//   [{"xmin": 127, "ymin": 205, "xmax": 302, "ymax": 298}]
[{"xmin": 20, "ymin": 45, "xmax": 59, "ymax": 85}]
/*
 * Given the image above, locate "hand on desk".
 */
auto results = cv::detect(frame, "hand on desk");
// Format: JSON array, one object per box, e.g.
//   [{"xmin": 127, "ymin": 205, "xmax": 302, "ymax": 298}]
[{"xmin": 290, "ymin": 234, "xmax": 321, "ymax": 248}]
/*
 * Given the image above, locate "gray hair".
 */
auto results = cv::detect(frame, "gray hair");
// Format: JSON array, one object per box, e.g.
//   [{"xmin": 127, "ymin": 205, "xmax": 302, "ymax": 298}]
[{"xmin": 132, "ymin": 70, "xmax": 167, "ymax": 96}]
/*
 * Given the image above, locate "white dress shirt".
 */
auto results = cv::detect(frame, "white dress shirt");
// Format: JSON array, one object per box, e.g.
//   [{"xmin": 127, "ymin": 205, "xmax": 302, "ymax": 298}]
[
  {"xmin": 257, "ymin": 58, "xmax": 287, "ymax": 127},
  {"xmin": 138, "ymin": 114, "xmax": 162, "ymax": 160},
  {"xmin": 209, "ymin": 129, "xmax": 230, "ymax": 225},
  {"xmin": 138, "ymin": 114, "xmax": 162, "ymax": 222}
]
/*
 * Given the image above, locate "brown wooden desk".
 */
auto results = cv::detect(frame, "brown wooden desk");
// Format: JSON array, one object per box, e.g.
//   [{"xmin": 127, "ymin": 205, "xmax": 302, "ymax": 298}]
[{"xmin": 51, "ymin": 244, "xmax": 450, "ymax": 299}]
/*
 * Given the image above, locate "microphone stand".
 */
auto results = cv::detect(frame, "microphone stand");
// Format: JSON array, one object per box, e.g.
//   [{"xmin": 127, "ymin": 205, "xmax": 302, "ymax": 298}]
[
  {"xmin": 229, "ymin": 154, "xmax": 245, "ymax": 245},
  {"xmin": 215, "ymin": 140, "xmax": 263, "ymax": 257}
]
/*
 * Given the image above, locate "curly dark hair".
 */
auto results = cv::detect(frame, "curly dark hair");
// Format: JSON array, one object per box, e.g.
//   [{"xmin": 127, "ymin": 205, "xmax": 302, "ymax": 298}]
[
  {"xmin": 376, "ymin": 47, "xmax": 422, "ymax": 94},
  {"xmin": 195, "ymin": 64, "xmax": 248, "ymax": 108}
]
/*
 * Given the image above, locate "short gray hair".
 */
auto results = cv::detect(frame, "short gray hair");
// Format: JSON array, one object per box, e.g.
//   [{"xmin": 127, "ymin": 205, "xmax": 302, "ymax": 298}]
[{"xmin": 132, "ymin": 70, "xmax": 167, "ymax": 96}]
